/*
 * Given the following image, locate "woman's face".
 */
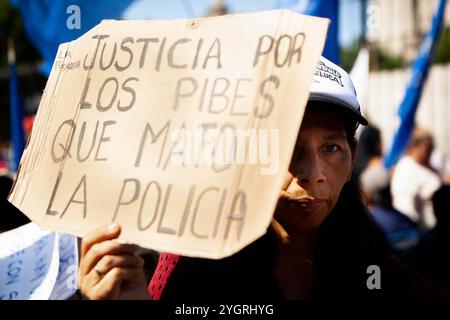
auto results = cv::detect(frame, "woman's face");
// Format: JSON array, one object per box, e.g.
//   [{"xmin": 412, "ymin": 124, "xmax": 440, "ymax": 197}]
[{"xmin": 275, "ymin": 106, "xmax": 356, "ymax": 235}]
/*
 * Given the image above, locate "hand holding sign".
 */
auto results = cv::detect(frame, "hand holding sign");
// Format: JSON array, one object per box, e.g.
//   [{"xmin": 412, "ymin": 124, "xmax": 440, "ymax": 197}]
[
  {"xmin": 8, "ymin": 10, "xmax": 328, "ymax": 259},
  {"xmin": 77, "ymin": 223, "xmax": 149, "ymax": 300}
]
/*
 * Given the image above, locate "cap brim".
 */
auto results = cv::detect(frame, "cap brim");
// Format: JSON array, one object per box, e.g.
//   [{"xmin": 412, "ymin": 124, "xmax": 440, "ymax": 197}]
[{"xmin": 308, "ymin": 94, "xmax": 368, "ymax": 126}]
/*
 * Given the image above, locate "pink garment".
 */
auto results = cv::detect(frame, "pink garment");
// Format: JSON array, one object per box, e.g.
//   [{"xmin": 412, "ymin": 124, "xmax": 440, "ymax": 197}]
[{"xmin": 148, "ymin": 253, "xmax": 180, "ymax": 300}]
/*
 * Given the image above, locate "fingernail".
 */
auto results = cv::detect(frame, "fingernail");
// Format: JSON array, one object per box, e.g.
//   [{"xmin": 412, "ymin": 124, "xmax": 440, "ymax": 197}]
[{"xmin": 107, "ymin": 223, "xmax": 119, "ymax": 233}]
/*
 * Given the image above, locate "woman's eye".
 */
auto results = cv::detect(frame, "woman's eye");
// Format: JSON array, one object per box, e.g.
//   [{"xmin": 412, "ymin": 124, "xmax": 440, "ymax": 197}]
[{"xmin": 324, "ymin": 144, "xmax": 339, "ymax": 153}]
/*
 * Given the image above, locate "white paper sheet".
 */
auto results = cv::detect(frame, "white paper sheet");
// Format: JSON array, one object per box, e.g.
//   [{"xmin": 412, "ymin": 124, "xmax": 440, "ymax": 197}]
[{"xmin": 0, "ymin": 223, "xmax": 78, "ymax": 300}]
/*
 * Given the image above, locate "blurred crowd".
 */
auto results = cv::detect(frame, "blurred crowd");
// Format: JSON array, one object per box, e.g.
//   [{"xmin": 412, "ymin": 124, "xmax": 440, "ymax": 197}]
[{"xmin": 355, "ymin": 125, "xmax": 450, "ymax": 291}]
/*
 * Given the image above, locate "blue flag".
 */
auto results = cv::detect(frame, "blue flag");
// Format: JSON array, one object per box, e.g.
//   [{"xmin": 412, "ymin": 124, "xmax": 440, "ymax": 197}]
[
  {"xmin": 384, "ymin": 0, "xmax": 447, "ymax": 168},
  {"xmin": 8, "ymin": 42, "xmax": 25, "ymax": 172},
  {"xmin": 275, "ymin": 0, "xmax": 340, "ymax": 64},
  {"xmin": 11, "ymin": 0, "xmax": 134, "ymax": 76}
]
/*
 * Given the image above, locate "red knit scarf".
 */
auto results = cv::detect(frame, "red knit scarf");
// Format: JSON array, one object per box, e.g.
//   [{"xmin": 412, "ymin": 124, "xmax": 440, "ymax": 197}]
[{"xmin": 148, "ymin": 253, "xmax": 180, "ymax": 300}]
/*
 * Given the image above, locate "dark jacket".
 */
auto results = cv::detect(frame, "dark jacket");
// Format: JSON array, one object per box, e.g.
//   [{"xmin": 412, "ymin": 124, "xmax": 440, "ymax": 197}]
[{"xmin": 159, "ymin": 228, "xmax": 443, "ymax": 300}]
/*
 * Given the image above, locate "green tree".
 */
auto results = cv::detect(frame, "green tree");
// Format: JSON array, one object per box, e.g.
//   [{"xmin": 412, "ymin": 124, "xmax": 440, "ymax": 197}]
[
  {"xmin": 340, "ymin": 42, "xmax": 360, "ymax": 73},
  {"xmin": 376, "ymin": 50, "xmax": 404, "ymax": 70},
  {"xmin": 434, "ymin": 26, "xmax": 450, "ymax": 64}
]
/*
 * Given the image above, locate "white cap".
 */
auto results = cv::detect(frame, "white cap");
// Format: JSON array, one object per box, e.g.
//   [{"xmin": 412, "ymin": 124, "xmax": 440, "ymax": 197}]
[{"xmin": 309, "ymin": 56, "xmax": 368, "ymax": 126}]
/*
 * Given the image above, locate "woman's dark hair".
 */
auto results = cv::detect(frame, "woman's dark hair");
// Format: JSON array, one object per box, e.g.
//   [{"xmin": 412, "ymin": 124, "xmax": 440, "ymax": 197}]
[
  {"xmin": 311, "ymin": 179, "xmax": 390, "ymax": 298},
  {"xmin": 432, "ymin": 185, "xmax": 450, "ymax": 226},
  {"xmin": 316, "ymin": 180, "xmax": 389, "ymax": 257}
]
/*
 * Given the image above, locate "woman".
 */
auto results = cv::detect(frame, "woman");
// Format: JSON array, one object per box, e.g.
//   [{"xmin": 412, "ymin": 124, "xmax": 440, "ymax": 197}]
[{"xmin": 77, "ymin": 57, "xmax": 441, "ymax": 300}]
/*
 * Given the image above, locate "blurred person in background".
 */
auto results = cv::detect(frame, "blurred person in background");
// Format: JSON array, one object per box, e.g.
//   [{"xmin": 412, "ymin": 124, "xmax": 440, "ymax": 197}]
[
  {"xmin": 405, "ymin": 185, "xmax": 450, "ymax": 291},
  {"xmin": 0, "ymin": 136, "xmax": 10, "ymax": 175},
  {"xmin": 360, "ymin": 168, "xmax": 421, "ymax": 254},
  {"xmin": 353, "ymin": 125, "xmax": 383, "ymax": 183},
  {"xmin": 0, "ymin": 174, "xmax": 30, "ymax": 233},
  {"xmin": 430, "ymin": 150, "xmax": 450, "ymax": 185},
  {"xmin": 391, "ymin": 129, "xmax": 442, "ymax": 231},
  {"xmin": 358, "ymin": 125, "xmax": 421, "ymax": 254}
]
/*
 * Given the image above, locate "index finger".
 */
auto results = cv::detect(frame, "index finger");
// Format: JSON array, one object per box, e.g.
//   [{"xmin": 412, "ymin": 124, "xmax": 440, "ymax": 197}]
[
  {"xmin": 81, "ymin": 223, "xmax": 121, "ymax": 257},
  {"xmin": 281, "ymin": 172, "xmax": 294, "ymax": 191}
]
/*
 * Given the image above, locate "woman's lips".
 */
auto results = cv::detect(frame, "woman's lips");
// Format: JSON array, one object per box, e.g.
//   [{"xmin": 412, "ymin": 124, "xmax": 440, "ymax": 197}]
[
  {"xmin": 286, "ymin": 198, "xmax": 324, "ymax": 211},
  {"xmin": 277, "ymin": 191, "xmax": 327, "ymax": 213}
]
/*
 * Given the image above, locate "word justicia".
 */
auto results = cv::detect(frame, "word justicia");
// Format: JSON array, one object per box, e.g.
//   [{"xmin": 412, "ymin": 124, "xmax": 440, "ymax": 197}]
[{"xmin": 168, "ymin": 124, "xmax": 280, "ymax": 176}]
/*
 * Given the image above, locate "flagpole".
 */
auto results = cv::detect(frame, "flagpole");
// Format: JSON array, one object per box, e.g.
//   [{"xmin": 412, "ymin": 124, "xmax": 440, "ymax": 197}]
[
  {"xmin": 383, "ymin": 0, "xmax": 448, "ymax": 168},
  {"xmin": 7, "ymin": 37, "xmax": 26, "ymax": 173},
  {"xmin": 360, "ymin": 0, "xmax": 368, "ymax": 48}
]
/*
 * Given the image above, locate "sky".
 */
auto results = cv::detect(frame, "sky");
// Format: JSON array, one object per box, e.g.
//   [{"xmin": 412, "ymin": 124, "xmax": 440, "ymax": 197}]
[{"xmin": 122, "ymin": 0, "xmax": 363, "ymax": 48}]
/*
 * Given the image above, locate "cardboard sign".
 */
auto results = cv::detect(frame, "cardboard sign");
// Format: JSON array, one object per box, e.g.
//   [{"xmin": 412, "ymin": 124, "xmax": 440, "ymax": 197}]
[{"xmin": 9, "ymin": 10, "xmax": 328, "ymax": 259}]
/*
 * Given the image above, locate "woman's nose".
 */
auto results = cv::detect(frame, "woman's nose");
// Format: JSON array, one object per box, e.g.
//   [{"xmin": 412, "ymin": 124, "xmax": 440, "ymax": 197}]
[{"xmin": 293, "ymin": 151, "xmax": 326, "ymax": 186}]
